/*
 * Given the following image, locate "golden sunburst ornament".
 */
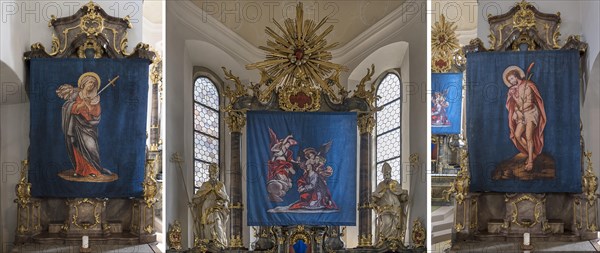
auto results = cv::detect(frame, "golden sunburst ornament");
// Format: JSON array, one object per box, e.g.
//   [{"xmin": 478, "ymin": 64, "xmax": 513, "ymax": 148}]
[
  {"xmin": 246, "ymin": 2, "xmax": 346, "ymax": 104},
  {"xmin": 431, "ymin": 15, "xmax": 459, "ymax": 73}
]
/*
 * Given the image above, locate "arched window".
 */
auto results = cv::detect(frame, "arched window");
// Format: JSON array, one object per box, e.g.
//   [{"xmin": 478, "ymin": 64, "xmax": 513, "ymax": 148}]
[
  {"xmin": 193, "ymin": 77, "xmax": 220, "ymax": 191},
  {"xmin": 376, "ymin": 72, "xmax": 402, "ymax": 183}
]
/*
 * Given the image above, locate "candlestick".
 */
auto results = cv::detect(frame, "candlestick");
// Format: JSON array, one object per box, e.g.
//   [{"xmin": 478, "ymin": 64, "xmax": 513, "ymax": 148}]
[{"xmin": 82, "ymin": 236, "xmax": 89, "ymax": 248}]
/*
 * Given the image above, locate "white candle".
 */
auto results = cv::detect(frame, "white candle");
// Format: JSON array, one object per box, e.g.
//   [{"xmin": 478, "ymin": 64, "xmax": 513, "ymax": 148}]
[
  {"xmin": 597, "ymin": 231, "xmax": 600, "ymax": 239},
  {"xmin": 82, "ymin": 235, "xmax": 89, "ymax": 248},
  {"xmin": 523, "ymin": 233, "xmax": 530, "ymax": 246}
]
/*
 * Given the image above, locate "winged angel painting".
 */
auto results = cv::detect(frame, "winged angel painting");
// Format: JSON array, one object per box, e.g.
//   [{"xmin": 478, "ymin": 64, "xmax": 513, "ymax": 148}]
[{"xmin": 267, "ymin": 128, "xmax": 338, "ymax": 213}]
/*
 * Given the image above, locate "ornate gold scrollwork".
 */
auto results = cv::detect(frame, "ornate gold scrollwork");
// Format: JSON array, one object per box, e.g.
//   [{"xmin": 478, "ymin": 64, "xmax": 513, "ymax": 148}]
[
  {"xmin": 508, "ymin": 194, "xmax": 546, "ymax": 229},
  {"xmin": 411, "ymin": 218, "xmax": 426, "ymax": 248},
  {"xmin": 80, "ymin": 2, "xmax": 104, "ymax": 37},
  {"xmin": 582, "ymin": 152, "xmax": 597, "ymax": 205},
  {"xmin": 353, "ymin": 64, "xmax": 377, "ymax": 108},
  {"xmin": 71, "ymin": 198, "xmax": 102, "ymax": 230},
  {"xmin": 150, "ymin": 50, "xmax": 162, "ymax": 85},
  {"xmin": 144, "ymin": 224, "xmax": 153, "ymax": 234},
  {"xmin": 357, "ymin": 113, "xmax": 375, "ymax": 135},
  {"xmin": 512, "ymin": 33, "xmax": 536, "ymax": 51},
  {"xmin": 229, "ymin": 235, "xmax": 243, "ymax": 248},
  {"xmin": 444, "ymin": 148, "xmax": 470, "ymax": 205},
  {"xmin": 224, "ymin": 110, "xmax": 246, "ymax": 133},
  {"xmin": 77, "ymin": 38, "xmax": 103, "ymax": 58},
  {"xmin": 142, "ymin": 158, "xmax": 159, "ymax": 207},
  {"xmin": 222, "ymin": 67, "xmax": 248, "ymax": 133},
  {"xmin": 512, "ymin": 1, "xmax": 536, "ymax": 31},
  {"xmin": 358, "ymin": 233, "xmax": 372, "ymax": 247},
  {"xmin": 279, "ymin": 83, "xmax": 321, "ymax": 112},
  {"xmin": 15, "ymin": 160, "xmax": 31, "ymax": 207},
  {"xmin": 290, "ymin": 225, "xmax": 311, "ymax": 245},
  {"xmin": 168, "ymin": 220, "xmax": 183, "ymax": 250}
]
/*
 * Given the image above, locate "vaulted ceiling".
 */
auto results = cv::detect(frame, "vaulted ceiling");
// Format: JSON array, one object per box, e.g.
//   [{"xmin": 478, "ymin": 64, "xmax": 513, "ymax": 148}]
[{"xmin": 192, "ymin": 0, "xmax": 406, "ymax": 48}]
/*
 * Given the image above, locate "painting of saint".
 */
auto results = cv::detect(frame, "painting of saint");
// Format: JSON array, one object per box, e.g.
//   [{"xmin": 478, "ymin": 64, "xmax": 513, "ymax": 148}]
[
  {"xmin": 247, "ymin": 111, "xmax": 356, "ymax": 225},
  {"xmin": 466, "ymin": 51, "xmax": 580, "ymax": 192},
  {"xmin": 55, "ymin": 72, "xmax": 118, "ymax": 182},
  {"xmin": 289, "ymin": 144, "xmax": 337, "ymax": 210},
  {"xmin": 431, "ymin": 91, "xmax": 450, "ymax": 126},
  {"xmin": 268, "ymin": 141, "xmax": 338, "ymax": 213},
  {"xmin": 492, "ymin": 63, "xmax": 555, "ymax": 180}
]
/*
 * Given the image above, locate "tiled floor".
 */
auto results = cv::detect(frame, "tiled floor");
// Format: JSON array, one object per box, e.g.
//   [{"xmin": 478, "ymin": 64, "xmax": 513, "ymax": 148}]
[{"xmin": 9, "ymin": 243, "xmax": 161, "ymax": 253}]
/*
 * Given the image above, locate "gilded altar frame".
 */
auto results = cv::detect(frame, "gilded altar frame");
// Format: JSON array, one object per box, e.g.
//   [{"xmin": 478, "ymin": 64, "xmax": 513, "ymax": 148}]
[
  {"xmin": 447, "ymin": 0, "xmax": 595, "ymax": 244},
  {"xmin": 16, "ymin": 1, "xmax": 161, "ymax": 245},
  {"xmin": 205, "ymin": 3, "xmax": 420, "ymax": 252}
]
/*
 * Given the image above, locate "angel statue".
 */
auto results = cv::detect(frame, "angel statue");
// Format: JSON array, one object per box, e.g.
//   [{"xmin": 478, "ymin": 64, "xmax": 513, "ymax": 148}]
[
  {"xmin": 289, "ymin": 141, "xmax": 338, "ymax": 210},
  {"xmin": 372, "ymin": 162, "xmax": 408, "ymax": 246},
  {"xmin": 267, "ymin": 128, "xmax": 298, "ymax": 202},
  {"xmin": 55, "ymin": 72, "xmax": 118, "ymax": 179},
  {"xmin": 192, "ymin": 163, "xmax": 229, "ymax": 250}
]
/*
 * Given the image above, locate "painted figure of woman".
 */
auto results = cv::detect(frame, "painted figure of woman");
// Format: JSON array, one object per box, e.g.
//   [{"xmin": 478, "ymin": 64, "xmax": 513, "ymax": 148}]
[{"xmin": 56, "ymin": 72, "xmax": 106, "ymax": 177}]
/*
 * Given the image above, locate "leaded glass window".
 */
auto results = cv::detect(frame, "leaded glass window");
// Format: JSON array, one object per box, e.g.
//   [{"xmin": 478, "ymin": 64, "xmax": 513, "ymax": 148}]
[
  {"xmin": 376, "ymin": 73, "xmax": 401, "ymax": 183},
  {"xmin": 193, "ymin": 77, "xmax": 220, "ymax": 191}
]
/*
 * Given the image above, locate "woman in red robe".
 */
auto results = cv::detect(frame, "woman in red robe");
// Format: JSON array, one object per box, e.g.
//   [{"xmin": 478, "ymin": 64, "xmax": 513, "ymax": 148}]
[{"xmin": 57, "ymin": 72, "xmax": 105, "ymax": 177}]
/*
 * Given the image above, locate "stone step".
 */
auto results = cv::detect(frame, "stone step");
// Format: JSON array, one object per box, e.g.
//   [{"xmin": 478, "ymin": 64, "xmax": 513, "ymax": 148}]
[
  {"xmin": 432, "ymin": 218, "xmax": 454, "ymax": 232},
  {"xmin": 432, "ymin": 228, "xmax": 453, "ymax": 244},
  {"xmin": 432, "ymin": 206, "xmax": 454, "ymax": 222}
]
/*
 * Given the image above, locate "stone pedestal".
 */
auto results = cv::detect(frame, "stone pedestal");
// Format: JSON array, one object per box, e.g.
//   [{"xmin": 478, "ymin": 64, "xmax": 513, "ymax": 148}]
[
  {"xmin": 503, "ymin": 193, "xmax": 550, "ymax": 235},
  {"xmin": 61, "ymin": 198, "xmax": 108, "ymax": 237},
  {"xmin": 14, "ymin": 198, "xmax": 42, "ymax": 244},
  {"xmin": 131, "ymin": 199, "xmax": 157, "ymax": 243},
  {"xmin": 454, "ymin": 194, "xmax": 478, "ymax": 241}
]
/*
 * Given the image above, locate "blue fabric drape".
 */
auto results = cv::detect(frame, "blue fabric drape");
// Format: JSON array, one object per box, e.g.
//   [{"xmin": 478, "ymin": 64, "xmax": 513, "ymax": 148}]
[
  {"xmin": 432, "ymin": 73, "xmax": 463, "ymax": 134},
  {"xmin": 466, "ymin": 50, "xmax": 581, "ymax": 193},
  {"xmin": 247, "ymin": 111, "xmax": 357, "ymax": 226},
  {"xmin": 28, "ymin": 58, "xmax": 149, "ymax": 198}
]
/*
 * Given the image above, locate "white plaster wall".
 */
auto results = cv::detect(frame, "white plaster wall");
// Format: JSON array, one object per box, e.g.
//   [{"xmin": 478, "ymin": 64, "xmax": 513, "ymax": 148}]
[
  {"xmin": 0, "ymin": 0, "xmax": 30, "ymax": 84},
  {"xmin": 0, "ymin": 1, "xmax": 144, "ymax": 250},
  {"xmin": 580, "ymin": 1, "xmax": 600, "ymax": 206},
  {"xmin": 166, "ymin": 0, "xmax": 427, "ymax": 248},
  {"xmin": 0, "ymin": 103, "xmax": 29, "ymax": 252}
]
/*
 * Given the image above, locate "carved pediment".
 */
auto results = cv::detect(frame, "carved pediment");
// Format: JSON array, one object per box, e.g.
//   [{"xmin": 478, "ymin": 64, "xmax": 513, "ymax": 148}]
[{"xmin": 25, "ymin": 1, "xmax": 154, "ymax": 60}]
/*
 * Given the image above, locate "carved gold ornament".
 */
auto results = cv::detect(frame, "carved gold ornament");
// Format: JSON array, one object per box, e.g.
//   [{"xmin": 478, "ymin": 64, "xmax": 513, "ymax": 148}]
[
  {"xmin": 279, "ymin": 82, "xmax": 321, "ymax": 112},
  {"xmin": 411, "ymin": 218, "xmax": 425, "ymax": 248},
  {"xmin": 357, "ymin": 114, "xmax": 375, "ymax": 135},
  {"xmin": 229, "ymin": 234, "xmax": 243, "ymax": 248},
  {"xmin": 431, "ymin": 15, "xmax": 459, "ymax": 73},
  {"xmin": 444, "ymin": 148, "xmax": 470, "ymax": 204},
  {"xmin": 71, "ymin": 198, "xmax": 102, "ymax": 230},
  {"xmin": 358, "ymin": 233, "xmax": 372, "ymax": 247},
  {"xmin": 353, "ymin": 64, "xmax": 378, "ymax": 108},
  {"xmin": 142, "ymin": 159, "xmax": 159, "ymax": 207},
  {"xmin": 80, "ymin": 2, "xmax": 104, "ymax": 36},
  {"xmin": 513, "ymin": 1, "xmax": 536, "ymax": 31},
  {"xmin": 582, "ymin": 152, "xmax": 597, "ymax": 204},
  {"xmin": 16, "ymin": 160, "xmax": 31, "ymax": 207},
  {"xmin": 246, "ymin": 3, "xmax": 347, "ymax": 104}
]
